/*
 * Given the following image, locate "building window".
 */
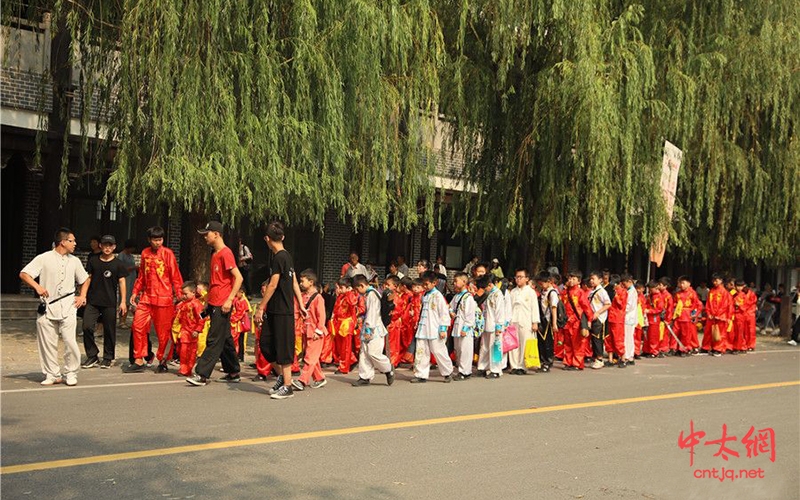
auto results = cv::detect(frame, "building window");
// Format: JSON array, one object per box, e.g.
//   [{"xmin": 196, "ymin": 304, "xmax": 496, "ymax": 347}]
[
  {"xmin": 96, "ymin": 200, "xmax": 103, "ymax": 220},
  {"xmin": 109, "ymin": 201, "xmax": 117, "ymax": 221}
]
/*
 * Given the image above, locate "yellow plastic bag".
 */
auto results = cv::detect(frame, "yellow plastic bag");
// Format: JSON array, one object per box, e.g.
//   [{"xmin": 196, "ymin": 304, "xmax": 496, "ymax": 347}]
[{"xmin": 524, "ymin": 338, "xmax": 540, "ymax": 369}]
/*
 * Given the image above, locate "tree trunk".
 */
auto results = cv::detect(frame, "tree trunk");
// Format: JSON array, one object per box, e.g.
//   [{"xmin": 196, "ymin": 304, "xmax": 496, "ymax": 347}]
[{"xmin": 189, "ymin": 212, "xmax": 210, "ymax": 282}]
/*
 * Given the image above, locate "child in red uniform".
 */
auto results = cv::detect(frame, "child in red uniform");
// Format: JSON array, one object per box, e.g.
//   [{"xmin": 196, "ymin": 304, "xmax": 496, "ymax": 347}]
[
  {"xmin": 560, "ymin": 271, "xmax": 593, "ymax": 371},
  {"xmin": 330, "ymin": 278, "xmax": 362, "ymax": 374},
  {"xmin": 702, "ymin": 273, "xmax": 734, "ymax": 356},
  {"xmin": 658, "ymin": 277, "xmax": 675, "ymax": 355},
  {"xmin": 292, "ymin": 269, "xmax": 328, "ymax": 391},
  {"xmin": 175, "ymin": 282, "xmax": 205, "ymax": 376},
  {"xmin": 230, "ymin": 289, "xmax": 250, "ymax": 357},
  {"xmin": 673, "ymin": 276, "xmax": 703, "ymax": 355},
  {"xmin": 402, "ymin": 279, "xmax": 424, "ymax": 364},
  {"xmin": 742, "ymin": 283, "xmax": 758, "ymax": 351},
  {"xmin": 383, "ymin": 276, "xmax": 404, "ymax": 367},
  {"xmin": 643, "ymin": 281, "xmax": 664, "ymax": 357},
  {"xmin": 607, "ymin": 280, "xmax": 628, "ymax": 366},
  {"xmin": 252, "ymin": 281, "xmax": 273, "ymax": 382},
  {"xmin": 731, "ymin": 280, "xmax": 757, "ymax": 354}
]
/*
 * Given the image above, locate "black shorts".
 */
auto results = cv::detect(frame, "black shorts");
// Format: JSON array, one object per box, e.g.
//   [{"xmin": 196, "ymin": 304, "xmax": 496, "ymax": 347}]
[{"xmin": 260, "ymin": 313, "xmax": 295, "ymax": 365}]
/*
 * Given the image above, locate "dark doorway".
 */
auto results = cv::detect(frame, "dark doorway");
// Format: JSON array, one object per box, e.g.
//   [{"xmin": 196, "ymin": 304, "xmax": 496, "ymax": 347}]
[{"xmin": 1, "ymin": 155, "xmax": 28, "ymax": 293}]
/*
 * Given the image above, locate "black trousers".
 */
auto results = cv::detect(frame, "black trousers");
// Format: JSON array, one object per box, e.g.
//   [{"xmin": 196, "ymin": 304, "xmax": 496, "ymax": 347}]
[
  {"xmin": 83, "ymin": 304, "xmax": 118, "ymax": 361},
  {"xmin": 195, "ymin": 305, "xmax": 240, "ymax": 378},
  {"xmin": 590, "ymin": 319, "xmax": 605, "ymax": 359},
  {"xmin": 537, "ymin": 321, "xmax": 555, "ymax": 368}
]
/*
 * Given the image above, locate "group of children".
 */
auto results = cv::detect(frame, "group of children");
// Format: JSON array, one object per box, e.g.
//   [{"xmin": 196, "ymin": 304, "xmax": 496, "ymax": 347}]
[{"xmin": 244, "ymin": 265, "xmax": 762, "ymax": 391}]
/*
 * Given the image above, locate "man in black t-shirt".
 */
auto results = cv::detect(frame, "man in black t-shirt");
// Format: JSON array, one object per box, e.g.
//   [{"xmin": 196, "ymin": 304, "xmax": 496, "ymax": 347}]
[
  {"xmin": 254, "ymin": 222, "xmax": 307, "ymax": 400},
  {"xmin": 82, "ymin": 235, "xmax": 128, "ymax": 369}
]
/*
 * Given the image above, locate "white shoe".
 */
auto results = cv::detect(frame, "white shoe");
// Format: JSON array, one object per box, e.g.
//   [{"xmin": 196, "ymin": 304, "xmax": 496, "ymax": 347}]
[
  {"xmin": 41, "ymin": 376, "xmax": 63, "ymax": 386},
  {"xmin": 788, "ymin": 340, "xmax": 798, "ymax": 346},
  {"xmin": 65, "ymin": 374, "xmax": 78, "ymax": 386},
  {"xmin": 591, "ymin": 360, "xmax": 604, "ymax": 370}
]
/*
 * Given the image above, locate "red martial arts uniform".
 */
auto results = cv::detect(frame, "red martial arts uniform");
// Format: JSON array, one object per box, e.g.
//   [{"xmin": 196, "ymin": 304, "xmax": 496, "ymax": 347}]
[
  {"xmin": 673, "ymin": 287, "xmax": 703, "ymax": 352},
  {"xmin": 703, "ymin": 285, "xmax": 734, "ymax": 353},
  {"xmin": 635, "ymin": 292, "xmax": 645, "ymax": 356},
  {"xmin": 644, "ymin": 290, "xmax": 664, "ymax": 355},
  {"xmin": 661, "ymin": 291, "xmax": 676, "ymax": 352},
  {"xmin": 607, "ymin": 285, "xmax": 628, "ymax": 359},
  {"xmin": 561, "ymin": 285, "xmax": 594, "ymax": 369},
  {"xmin": 229, "ymin": 296, "xmax": 250, "ymax": 356},
  {"xmin": 329, "ymin": 290, "xmax": 362, "ymax": 373},
  {"xmin": 402, "ymin": 292, "xmax": 422, "ymax": 364},
  {"xmin": 388, "ymin": 291, "xmax": 408, "ymax": 367},
  {"xmin": 732, "ymin": 290, "xmax": 757, "ymax": 352},
  {"xmin": 297, "ymin": 293, "xmax": 328, "ymax": 386},
  {"xmin": 254, "ymin": 323, "xmax": 272, "ymax": 377},
  {"xmin": 131, "ymin": 246, "xmax": 183, "ymax": 361},
  {"xmin": 743, "ymin": 289, "xmax": 758, "ymax": 350},
  {"xmin": 175, "ymin": 297, "xmax": 204, "ymax": 376}
]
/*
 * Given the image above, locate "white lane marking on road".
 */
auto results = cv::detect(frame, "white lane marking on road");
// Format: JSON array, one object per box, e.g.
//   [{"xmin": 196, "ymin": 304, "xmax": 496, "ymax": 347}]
[{"xmin": 0, "ymin": 380, "xmax": 186, "ymax": 394}]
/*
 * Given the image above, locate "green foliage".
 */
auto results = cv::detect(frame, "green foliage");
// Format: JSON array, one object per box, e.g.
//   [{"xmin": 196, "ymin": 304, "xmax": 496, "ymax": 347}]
[{"xmin": 439, "ymin": 0, "xmax": 798, "ymax": 264}]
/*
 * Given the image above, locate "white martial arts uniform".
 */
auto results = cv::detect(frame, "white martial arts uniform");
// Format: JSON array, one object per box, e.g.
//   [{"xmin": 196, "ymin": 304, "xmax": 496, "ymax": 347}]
[
  {"xmin": 477, "ymin": 287, "xmax": 507, "ymax": 375},
  {"xmin": 413, "ymin": 288, "xmax": 453, "ymax": 379},
  {"xmin": 358, "ymin": 287, "xmax": 393, "ymax": 381},
  {"xmin": 450, "ymin": 290, "xmax": 477, "ymax": 375},
  {"xmin": 624, "ymin": 284, "xmax": 638, "ymax": 360},
  {"xmin": 508, "ymin": 284, "xmax": 540, "ymax": 370},
  {"xmin": 21, "ymin": 250, "xmax": 89, "ymax": 380}
]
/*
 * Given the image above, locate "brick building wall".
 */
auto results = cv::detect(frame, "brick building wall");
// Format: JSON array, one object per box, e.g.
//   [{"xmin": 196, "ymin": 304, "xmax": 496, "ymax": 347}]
[
  {"xmin": 167, "ymin": 212, "xmax": 182, "ymax": 266},
  {"xmin": 0, "ymin": 66, "xmax": 53, "ymax": 113},
  {"xmin": 321, "ymin": 210, "xmax": 353, "ymax": 287}
]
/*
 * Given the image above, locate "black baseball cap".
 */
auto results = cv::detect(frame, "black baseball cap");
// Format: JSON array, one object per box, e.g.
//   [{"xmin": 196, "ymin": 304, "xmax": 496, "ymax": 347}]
[
  {"xmin": 100, "ymin": 235, "xmax": 116, "ymax": 245},
  {"xmin": 197, "ymin": 221, "xmax": 224, "ymax": 234}
]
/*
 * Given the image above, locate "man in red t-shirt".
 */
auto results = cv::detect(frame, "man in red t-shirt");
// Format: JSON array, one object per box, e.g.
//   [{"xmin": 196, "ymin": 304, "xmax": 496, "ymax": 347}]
[
  {"xmin": 125, "ymin": 226, "xmax": 183, "ymax": 373},
  {"xmin": 187, "ymin": 221, "xmax": 244, "ymax": 386}
]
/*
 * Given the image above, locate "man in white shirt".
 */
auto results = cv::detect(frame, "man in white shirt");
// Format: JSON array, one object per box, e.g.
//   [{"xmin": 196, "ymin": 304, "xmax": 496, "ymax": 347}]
[
  {"xmin": 341, "ymin": 252, "xmax": 367, "ymax": 279},
  {"xmin": 508, "ymin": 269, "xmax": 540, "ymax": 374},
  {"xmin": 20, "ymin": 228, "xmax": 90, "ymax": 386},
  {"xmin": 587, "ymin": 271, "xmax": 612, "ymax": 369}
]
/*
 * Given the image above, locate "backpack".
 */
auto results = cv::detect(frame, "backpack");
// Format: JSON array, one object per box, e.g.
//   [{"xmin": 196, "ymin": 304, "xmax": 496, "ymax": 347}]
[{"xmin": 547, "ymin": 289, "xmax": 568, "ymax": 329}]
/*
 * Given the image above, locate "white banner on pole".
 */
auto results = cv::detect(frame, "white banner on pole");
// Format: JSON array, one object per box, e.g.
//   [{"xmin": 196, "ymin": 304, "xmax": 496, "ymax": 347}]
[{"xmin": 649, "ymin": 140, "xmax": 682, "ymax": 267}]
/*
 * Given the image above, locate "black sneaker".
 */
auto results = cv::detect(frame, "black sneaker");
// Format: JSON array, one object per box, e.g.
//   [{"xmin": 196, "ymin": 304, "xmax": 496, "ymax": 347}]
[
  {"xmin": 291, "ymin": 379, "xmax": 305, "ymax": 391},
  {"xmin": 476, "ymin": 370, "xmax": 487, "ymax": 377},
  {"xmin": 657, "ymin": 352, "xmax": 666, "ymax": 358},
  {"xmin": 100, "ymin": 359, "xmax": 112, "ymax": 369},
  {"xmin": 443, "ymin": 375, "xmax": 452, "ymax": 383},
  {"xmin": 539, "ymin": 366, "xmax": 550, "ymax": 373},
  {"xmin": 410, "ymin": 377, "xmax": 427, "ymax": 384},
  {"xmin": 351, "ymin": 378, "xmax": 371, "ymax": 387},
  {"xmin": 486, "ymin": 372, "xmax": 500, "ymax": 379},
  {"xmin": 453, "ymin": 372, "xmax": 466, "ymax": 381},
  {"xmin": 186, "ymin": 374, "xmax": 208, "ymax": 386},
  {"xmin": 252, "ymin": 374, "xmax": 268, "ymax": 382},
  {"xmin": 627, "ymin": 360, "xmax": 635, "ymax": 366},
  {"xmin": 270, "ymin": 385, "xmax": 294, "ymax": 400},
  {"xmin": 618, "ymin": 361, "xmax": 628, "ymax": 368},
  {"xmin": 268, "ymin": 375, "xmax": 285, "ymax": 395},
  {"xmin": 711, "ymin": 350, "xmax": 722, "ymax": 357},
  {"xmin": 386, "ymin": 370, "xmax": 395, "ymax": 386},
  {"xmin": 156, "ymin": 363, "xmax": 169, "ymax": 373},
  {"xmin": 144, "ymin": 354, "xmax": 155, "ymax": 367},
  {"xmin": 81, "ymin": 358, "xmax": 99, "ymax": 369},
  {"xmin": 217, "ymin": 373, "xmax": 241, "ymax": 383},
  {"xmin": 124, "ymin": 362, "xmax": 146, "ymax": 373}
]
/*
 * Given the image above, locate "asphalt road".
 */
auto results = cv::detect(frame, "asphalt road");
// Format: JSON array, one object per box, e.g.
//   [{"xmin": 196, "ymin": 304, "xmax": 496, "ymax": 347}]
[{"xmin": 1, "ymin": 327, "xmax": 798, "ymax": 500}]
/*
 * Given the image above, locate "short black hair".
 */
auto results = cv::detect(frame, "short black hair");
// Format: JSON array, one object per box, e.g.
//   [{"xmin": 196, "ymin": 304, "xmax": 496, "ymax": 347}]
[
  {"xmin": 399, "ymin": 277, "xmax": 413, "ymax": 289},
  {"xmin": 123, "ymin": 239, "xmax": 137, "ymax": 250},
  {"xmin": 181, "ymin": 281, "xmax": 197, "ymax": 293},
  {"xmin": 384, "ymin": 275, "xmax": 400, "ymax": 286},
  {"xmin": 711, "ymin": 273, "xmax": 723, "ymax": 281},
  {"xmin": 476, "ymin": 275, "xmax": 492, "ymax": 289},
  {"xmin": 421, "ymin": 271, "xmax": 438, "ymax": 284},
  {"xmin": 416, "ymin": 259, "xmax": 431, "ymax": 270},
  {"xmin": 647, "ymin": 281, "xmax": 659, "ymax": 289},
  {"xmin": 567, "ymin": 269, "xmax": 583, "ymax": 280},
  {"xmin": 735, "ymin": 279, "xmax": 746, "ymax": 287},
  {"xmin": 588, "ymin": 270, "xmax": 602, "ymax": 279},
  {"xmin": 266, "ymin": 221, "xmax": 285, "ymax": 241},
  {"xmin": 535, "ymin": 271, "xmax": 553, "ymax": 283},
  {"xmin": 352, "ymin": 275, "xmax": 369, "ymax": 288},
  {"xmin": 147, "ymin": 226, "xmax": 165, "ymax": 238},
  {"xmin": 300, "ymin": 268, "xmax": 318, "ymax": 287},
  {"xmin": 453, "ymin": 272, "xmax": 469, "ymax": 282},
  {"xmin": 337, "ymin": 277, "xmax": 352, "ymax": 288},
  {"xmin": 514, "ymin": 268, "xmax": 529, "ymax": 277},
  {"xmin": 677, "ymin": 275, "xmax": 691, "ymax": 284},
  {"xmin": 620, "ymin": 273, "xmax": 633, "ymax": 283},
  {"xmin": 658, "ymin": 276, "xmax": 672, "ymax": 287},
  {"xmin": 412, "ymin": 278, "xmax": 424, "ymax": 287},
  {"xmin": 53, "ymin": 227, "xmax": 73, "ymax": 246}
]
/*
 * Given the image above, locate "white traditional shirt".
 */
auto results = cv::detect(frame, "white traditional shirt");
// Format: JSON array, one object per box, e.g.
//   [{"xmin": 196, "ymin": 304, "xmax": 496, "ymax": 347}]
[
  {"xmin": 510, "ymin": 285, "xmax": 540, "ymax": 326},
  {"xmin": 415, "ymin": 288, "xmax": 451, "ymax": 340},
  {"xmin": 21, "ymin": 250, "xmax": 88, "ymax": 321},
  {"xmin": 361, "ymin": 286, "xmax": 387, "ymax": 338},
  {"xmin": 450, "ymin": 290, "xmax": 477, "ymax": 337},
  {"xmin": 482, "ymin": 287, "xmax": 506, "ymax": 333}
]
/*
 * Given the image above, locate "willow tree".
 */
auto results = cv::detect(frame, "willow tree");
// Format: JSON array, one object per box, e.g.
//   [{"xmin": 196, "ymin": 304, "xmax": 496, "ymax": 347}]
[
  {"xmin": 438, "ymin": 0, "xmax": 799, "ymax": 266},
  {"xmin": 6, "ymin": 0, "xmax": 444, "ymax": 230}
]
